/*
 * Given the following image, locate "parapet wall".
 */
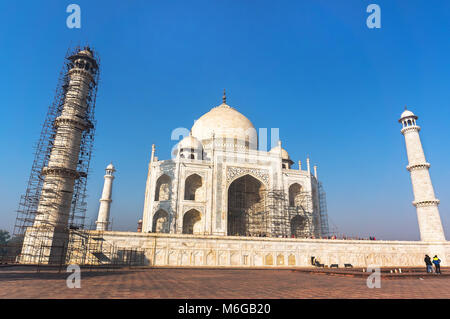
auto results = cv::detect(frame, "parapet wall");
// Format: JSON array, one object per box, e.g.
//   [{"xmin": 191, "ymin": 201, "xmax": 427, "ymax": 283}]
[{"xmin": 80, "ymin": 231, "xmax": 449, "ymax": 268}]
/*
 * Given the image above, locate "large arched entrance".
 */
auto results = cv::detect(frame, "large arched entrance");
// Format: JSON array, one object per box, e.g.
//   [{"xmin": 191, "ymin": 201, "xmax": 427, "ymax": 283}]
[
  {"xmin": 182, "ymin": 209, "xmax": 202, "ymax": 234},
  {"xmin": 227, "ymin": 174, "xmax": 267, "ymax": 237}
]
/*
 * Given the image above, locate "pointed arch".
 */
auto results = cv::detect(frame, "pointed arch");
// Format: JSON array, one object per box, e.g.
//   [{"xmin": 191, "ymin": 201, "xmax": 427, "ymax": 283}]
[
  {"xmin": 184, "ymin": 174, "xmax": 203, "ymax": 201},
  {"xmin": 182, "ymin": 209, "xmax": 202, "ymax": 234},
  {"xmin": 152, "ymin": 209, "xmax": 169, "ymax": 233},
  {"xmin": 288, "ymin": 183, "xmax": 302, "ymax": 207},
  {"xmin": 288, "ymin": 254, "xmax": 296, "ymax": 266},
  {"xmin": 155, "ymin": 174, "xmax": 171, "ymax": 201},
  {"xmin": 265, "ymin": 254, "xmax": 273, "ymax": 266},
  {"xmin": 227, "ymin": 174, "xmax": 267, "ymax": 237}
]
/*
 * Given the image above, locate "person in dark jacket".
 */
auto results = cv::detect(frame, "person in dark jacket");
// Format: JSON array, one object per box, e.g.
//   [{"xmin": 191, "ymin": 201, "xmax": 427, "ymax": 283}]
[
  {"xmin": 432, "ymin": 255, "xmax": 441, "ymax": 274},
  {"xmin": 424, "ymin": 255, "xmax": 433, "ymax": 273}
]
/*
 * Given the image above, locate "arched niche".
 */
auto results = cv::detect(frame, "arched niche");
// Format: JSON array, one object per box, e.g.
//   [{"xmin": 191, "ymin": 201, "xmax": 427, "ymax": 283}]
[
  {"xmin": 184, "ymin": 174, "xmax": 203, "ymax": 201},
  {"xmin": 182, "ymin": 209, "xmax": 202, "ymax": 234},
  {"xmin": 152, "ymin": 209, "xmax": 169, "ymax": 233},
  {"xmin": 289, "ymin": 183, "xmax": 302, "ymax": 207},
  {"xmin": 155, "ymin": 174, "xmax": 171, "ymax": 201}
]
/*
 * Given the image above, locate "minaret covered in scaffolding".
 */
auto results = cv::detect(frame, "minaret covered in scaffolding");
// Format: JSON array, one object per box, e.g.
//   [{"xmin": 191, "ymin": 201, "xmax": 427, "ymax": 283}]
[{"xmin": 17, "ymin": 47, "xmax": 100, "ymax": 264}]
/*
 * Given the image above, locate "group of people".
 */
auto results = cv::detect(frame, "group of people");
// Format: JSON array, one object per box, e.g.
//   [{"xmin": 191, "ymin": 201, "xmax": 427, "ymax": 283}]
[
  {"xmin": 424, "ymin": 255, "xmax": 441, "ymax": 274},
  {"xmin": 319, "ymin": 235, "xmax": 376, "ymax": 240}
]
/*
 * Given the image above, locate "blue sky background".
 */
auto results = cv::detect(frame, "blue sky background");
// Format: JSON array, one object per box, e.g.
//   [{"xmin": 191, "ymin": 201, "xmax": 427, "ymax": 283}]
[{"xmin": 0, "ymin": 0, "xmax": 449, "ymax": 240}]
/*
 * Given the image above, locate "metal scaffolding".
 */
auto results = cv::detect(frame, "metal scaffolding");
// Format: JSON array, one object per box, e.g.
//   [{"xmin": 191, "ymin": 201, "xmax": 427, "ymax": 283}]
[
  {"xmin": 66, "ymin": 227, "xmax": 146, "ymax": 267},
  {"xmin": 318, "ymin": 182, "xmax": 330, "ymax": 237},
  {"xmin": 227, "ymin": 175, "xmax": 316, "ymax": 238},
  {"xmin": 11, "ymin": 46, "xmax": 100, "ymax": 264},
  {"xmin": 268, "ymin": 189, "xmax": 315, "ymax": 238}
]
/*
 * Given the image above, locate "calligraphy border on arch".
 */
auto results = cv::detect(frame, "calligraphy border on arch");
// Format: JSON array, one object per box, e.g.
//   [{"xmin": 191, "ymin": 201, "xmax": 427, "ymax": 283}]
[{"xmin": 226, "ymin": 166, "xmax": 270, "ymax": 188}]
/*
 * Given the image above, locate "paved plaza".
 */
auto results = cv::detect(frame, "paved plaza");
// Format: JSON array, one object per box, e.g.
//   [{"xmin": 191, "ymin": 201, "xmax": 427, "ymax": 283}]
[{"xmin": 0, "ymin": 267, "xmax": 448, "ymax": 299}]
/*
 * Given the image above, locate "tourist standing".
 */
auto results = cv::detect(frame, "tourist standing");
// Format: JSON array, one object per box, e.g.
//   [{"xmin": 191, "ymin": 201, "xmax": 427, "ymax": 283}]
[
  {"xmin": 424, "ymin": 255, "xmax": 432, "ymax": 273},
  {"xmin": 432, "ymin": 255, "xmax": 441, "ymax": 274}
]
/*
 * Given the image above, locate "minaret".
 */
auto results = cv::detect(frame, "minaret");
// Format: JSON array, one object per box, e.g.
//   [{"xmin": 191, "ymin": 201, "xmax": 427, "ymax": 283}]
[
  {"xmin": 20, "ymin": 47, "xmax": 99, "ymax": 263},
  {"xmin": 96, "ymin": 163, "xmax": 116, "ymax": 231},
  {"xmin": 399, "ymin": 108, "xmax": 446, "ymax": 242}
]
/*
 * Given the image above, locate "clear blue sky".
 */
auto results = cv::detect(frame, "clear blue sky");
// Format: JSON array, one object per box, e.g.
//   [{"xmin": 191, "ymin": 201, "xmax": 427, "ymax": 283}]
[{"xmin": 0, "ymin": 0, "xmax": 449, "ymax": 240}]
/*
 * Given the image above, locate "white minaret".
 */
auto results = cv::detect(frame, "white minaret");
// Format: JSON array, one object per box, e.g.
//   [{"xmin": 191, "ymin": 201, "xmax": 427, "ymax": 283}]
[
  {"xmin": 33, "ymin": 49, "xmax": 98, "ymax": 230},
  {"xmin": 96, "ymin": 163, "xmax": 116, "ymax": 231},
  {"xmin": 20, "ymin": 48, "xmax": 99, "ymax": 264},
  {"xmin": 399, "ymin": 108, "xmax": 446, "ymax": 242}
]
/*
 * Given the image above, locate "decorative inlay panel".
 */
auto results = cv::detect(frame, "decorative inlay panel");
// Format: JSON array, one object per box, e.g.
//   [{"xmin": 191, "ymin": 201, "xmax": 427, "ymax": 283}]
[{"xmin": 226, "ymin": 166, "xmax": 269, "ymax": 186}]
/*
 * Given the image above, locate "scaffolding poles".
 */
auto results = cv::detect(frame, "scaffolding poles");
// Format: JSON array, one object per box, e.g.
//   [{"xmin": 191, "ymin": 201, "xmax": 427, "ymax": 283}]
[
  {"xmin": 318, "ymin": 182, "xmax": 330, "ymax": 237},
  {"xmin": 66, "ymin": 226, "xmax": 146, "ymax": 268},
  {"xmin": 268, "ymin": 189, "xmax": 315, "ymax": 238},
  {"xmin": 227, "ymin": 175, "xmax": 269, "ymax": 237},
  {"xmin": 227, "ymin": 175, "xmax": 316, "ymax": 238},
  {"xmin": 13, "ymin": 46, "xmax": 100, "ymax": 265}
]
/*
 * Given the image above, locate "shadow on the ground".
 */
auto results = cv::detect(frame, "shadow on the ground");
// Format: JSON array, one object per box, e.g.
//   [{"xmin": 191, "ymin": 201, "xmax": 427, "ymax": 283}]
[{"xmin": 0, "ymin": 267, "xmax": 143, "ymax": 282}]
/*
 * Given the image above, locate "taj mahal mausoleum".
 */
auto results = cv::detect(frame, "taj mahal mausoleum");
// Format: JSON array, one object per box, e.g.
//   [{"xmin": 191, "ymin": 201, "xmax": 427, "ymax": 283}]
[{"xmin": 11, "ymin": 47, "xmax": 449, "ymax": 269}]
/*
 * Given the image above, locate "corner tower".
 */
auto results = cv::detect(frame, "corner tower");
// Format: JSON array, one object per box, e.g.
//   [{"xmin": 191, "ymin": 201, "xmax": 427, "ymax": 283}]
[
  {"xmin": 18, "ymin": 47, "xmax": 100, "ymax": 263},
  {"xmin": 96, "ymin": 163, "xmax": 116, "ymax": 231},
  {"xmin": 399, "ymin": 108, "xmax": 446, "ymax": 242}
]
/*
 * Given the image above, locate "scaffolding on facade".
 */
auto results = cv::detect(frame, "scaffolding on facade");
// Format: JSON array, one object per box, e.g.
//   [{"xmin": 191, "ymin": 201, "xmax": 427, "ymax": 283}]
[
  {"xmin": 11, "ymin": 46, "xmax": 100, "ymax": 265},
  {"xmin": 318, "ymin": 182, "xmax": 329, "ymax": 237},
  {"xmin": 1, "ymin": 226, "xmax": 147, "ymax": 269},
  {"xmin": 227, "ymin": 175, "xmax": 315, "ymax": 238},
  {"xmin": 268, "ymin": 189, "xmax": 315, "ymax": 238},
  {"xmin": 66, "ymin": 225, "xmax": 146, "ymax": 268}
]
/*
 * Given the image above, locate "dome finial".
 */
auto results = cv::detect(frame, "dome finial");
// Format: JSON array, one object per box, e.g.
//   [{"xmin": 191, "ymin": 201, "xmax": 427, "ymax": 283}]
[
  {"xmin": 222, "ymin": 89, "xmax": 226, "ymax": 104},
  {"xmin": 404, "ymin": 105, "xmax": 408, "ymax": 110}
]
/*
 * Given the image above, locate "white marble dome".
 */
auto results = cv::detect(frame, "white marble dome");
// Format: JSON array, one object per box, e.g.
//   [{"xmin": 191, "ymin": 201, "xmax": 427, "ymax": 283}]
[
  {"xmin": 400, "ymin": 109, "xmax": 417, "ymax": 119},
  {"xmin": 179, "ymin": 134, "xmax": 203, "ymax": 150},
  {"xmin": 270, "ymin": 145, "xmax": 291, "ymax": 161},
  {"xmin": 191, "ymin": 103, "xmax": 257, "ymax": 149}
]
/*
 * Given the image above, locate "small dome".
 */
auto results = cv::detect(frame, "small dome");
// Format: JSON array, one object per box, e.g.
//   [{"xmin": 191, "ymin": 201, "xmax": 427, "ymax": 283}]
[
  {"xmin": 400, "ymin": 110, "xmax": 415, "ymax": 118},
  {"xmin": 179, "ymin": 135, "xmax": 203, "ymax": 150},
  {"xmin": 270, "ymin": 145, "xmax": 291, "ymax": 161},
  {"xmin": 399, "ymin": 108, "xmax": 418, "ymax": 122},
  {"xmin": 191, "ymin": 103, "xmax": 257, "ymax": 149},
  {"xmin": 106, "ymin": 163, "xmax": 115, "ymax": 170}
]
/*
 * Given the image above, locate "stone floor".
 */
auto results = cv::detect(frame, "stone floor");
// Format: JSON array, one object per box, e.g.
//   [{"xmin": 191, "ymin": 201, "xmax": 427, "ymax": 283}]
[{"xmin": 0, "ymin": 267, "xmax": 449, "ymax": 299}]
